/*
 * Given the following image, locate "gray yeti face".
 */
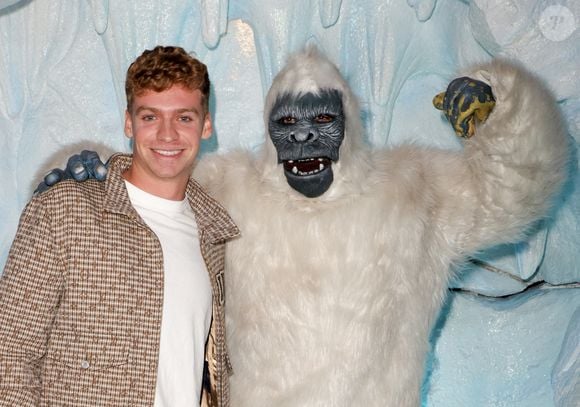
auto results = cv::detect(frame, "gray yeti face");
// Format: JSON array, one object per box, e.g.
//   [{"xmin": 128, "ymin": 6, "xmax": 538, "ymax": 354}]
[{"xmin": 268, "ymin": 89, "xmax": 345, "ymax": 198}]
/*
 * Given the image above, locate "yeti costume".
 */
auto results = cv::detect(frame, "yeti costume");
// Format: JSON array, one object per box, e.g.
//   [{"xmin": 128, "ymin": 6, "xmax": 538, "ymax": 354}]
[{"xmin": 192, "ymin": 47, "xmax": 569, "ymax": 406}]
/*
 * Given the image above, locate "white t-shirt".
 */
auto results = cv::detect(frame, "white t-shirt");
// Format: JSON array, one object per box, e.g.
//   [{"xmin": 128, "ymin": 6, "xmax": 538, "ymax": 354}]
[{"xmin": 125, "ymin": 180, "xmax": 212, "ymax": 406}]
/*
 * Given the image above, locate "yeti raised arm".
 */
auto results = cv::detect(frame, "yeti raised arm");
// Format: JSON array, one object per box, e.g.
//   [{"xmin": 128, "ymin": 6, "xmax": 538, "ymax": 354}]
[{"xmin": 423, "ymin": 59, "xmax": 568, "ymax": 254}]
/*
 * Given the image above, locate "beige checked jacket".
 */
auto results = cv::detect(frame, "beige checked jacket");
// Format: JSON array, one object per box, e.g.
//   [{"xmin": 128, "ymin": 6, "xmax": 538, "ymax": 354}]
[{"xmin": 0, "ymin": 154, "xmax": 240, "ymax": 406}]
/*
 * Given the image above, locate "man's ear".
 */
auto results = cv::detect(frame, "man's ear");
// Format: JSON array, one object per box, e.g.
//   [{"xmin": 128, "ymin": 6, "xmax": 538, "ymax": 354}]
[
  {"xmin": 202, "ymin": 114, "xmax": 213, "ymax": 140},
  {"xmin": 124, "ymin": 110, "xmax": 133, "ymax": 138}
]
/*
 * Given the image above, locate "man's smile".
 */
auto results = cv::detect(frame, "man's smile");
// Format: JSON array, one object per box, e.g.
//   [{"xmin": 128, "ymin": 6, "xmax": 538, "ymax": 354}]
[{"xmin": 152, "ymin": 149, "xmax": 184, "ymax": 157}]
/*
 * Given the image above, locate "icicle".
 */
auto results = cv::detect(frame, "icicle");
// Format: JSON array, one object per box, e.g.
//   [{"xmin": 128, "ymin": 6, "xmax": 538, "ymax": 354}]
[
  {"xmin": 515, "ymin": 226, "xmax": 548, "ymax": 280},
  {"xmin": 87, "ymin": 0, "xmax": 109, "ymax": 35},
  {"xmin": 200, "ymin": 0, "xmax": 229, "ymax": 49},
  {"xmin": 369, "ymin": 29, "xmax": 396, "ymax": 107},
  {"xmin": 406, "ymin": 0, "xmax": 437, "ymax": 22},
  {"xmin": 319, "ymin": 0, "xmax": 342, "ymax": 28},
  {"xmin": 0, "ymin": 53, "xmax": 24, "ymax": 119},
  {"xmin": 0, "ymin": 0, "xmax": 23, "ymax": 10},
  {"xmin": 0, "ymin": 2, "xmax": 22, "ymax": 117}
]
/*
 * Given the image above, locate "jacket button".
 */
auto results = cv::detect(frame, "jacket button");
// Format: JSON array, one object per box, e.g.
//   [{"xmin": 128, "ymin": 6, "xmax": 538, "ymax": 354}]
[{"xmin": 80, "ymin": 360, "xmax": 90, "ymax": 369}]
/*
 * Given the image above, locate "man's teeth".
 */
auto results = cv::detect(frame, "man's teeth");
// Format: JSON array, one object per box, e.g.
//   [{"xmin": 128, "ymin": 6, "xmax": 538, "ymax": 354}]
[{"xmin": 154, "ymin": 149, "xmax": 181, "ymax": 156}]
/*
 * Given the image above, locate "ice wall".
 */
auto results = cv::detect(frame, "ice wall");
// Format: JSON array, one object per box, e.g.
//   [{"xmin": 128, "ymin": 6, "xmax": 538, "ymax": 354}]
[{"xmin": 0, "ymin": 0, "xmax": 578, "ymax": 405}]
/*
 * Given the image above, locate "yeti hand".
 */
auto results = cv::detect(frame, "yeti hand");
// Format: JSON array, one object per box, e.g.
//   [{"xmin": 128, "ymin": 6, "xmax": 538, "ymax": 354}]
[
  {"xmin": 34, "ymin": 150, "xmax": 108, "ymax": 194},
  {"xmin": 433, "ymin": 77, "xmax": 495, "ymax": 138}
]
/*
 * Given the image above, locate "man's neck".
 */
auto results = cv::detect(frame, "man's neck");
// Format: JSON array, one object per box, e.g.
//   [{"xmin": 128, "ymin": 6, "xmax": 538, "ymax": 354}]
[{"xmin": 122, "ymin": 169, "xmax": 188, "ymax": 201}]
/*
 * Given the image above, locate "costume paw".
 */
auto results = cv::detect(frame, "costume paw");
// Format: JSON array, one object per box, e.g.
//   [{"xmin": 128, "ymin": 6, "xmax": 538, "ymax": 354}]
[
  {"xmin": 433, "ymin": 77, "xmax": 495, "ymax": 138},
  {"xmin": 34, "ymin": 150, "xmax": 109, "ymax": 195}
]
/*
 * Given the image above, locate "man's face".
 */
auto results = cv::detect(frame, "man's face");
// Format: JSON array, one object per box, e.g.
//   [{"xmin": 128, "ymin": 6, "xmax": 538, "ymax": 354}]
[{"xmin": 123, "ymin": 85, "xmax": 212, "ymax": 199}]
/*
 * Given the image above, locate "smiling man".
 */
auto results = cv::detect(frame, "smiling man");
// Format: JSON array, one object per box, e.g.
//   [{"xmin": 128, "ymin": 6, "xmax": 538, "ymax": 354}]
[
  {"xmin": 0, "ymin": 46, "xmax": 239, "ymax": 407},
  {"xmin": 123, "ymin": 54, "xmax": 212, "ymax": 200}
]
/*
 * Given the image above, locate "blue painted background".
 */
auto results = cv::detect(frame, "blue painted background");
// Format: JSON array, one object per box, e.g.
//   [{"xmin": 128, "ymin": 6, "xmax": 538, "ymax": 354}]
[{"xmin": 0, "ymin": 0, "xmax": 578, "ymax": 405}]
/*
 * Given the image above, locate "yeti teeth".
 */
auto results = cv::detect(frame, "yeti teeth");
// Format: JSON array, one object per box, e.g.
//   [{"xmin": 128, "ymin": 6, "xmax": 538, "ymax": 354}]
[{"xmin": 289, "ymin": 159, "xmax": 327, "ymax": 176}]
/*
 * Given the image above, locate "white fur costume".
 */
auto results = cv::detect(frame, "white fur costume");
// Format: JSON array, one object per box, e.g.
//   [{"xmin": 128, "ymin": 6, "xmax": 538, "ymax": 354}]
[{"xmin": 193, "ymin": 48, "xmax": 570, "ymax": 406}]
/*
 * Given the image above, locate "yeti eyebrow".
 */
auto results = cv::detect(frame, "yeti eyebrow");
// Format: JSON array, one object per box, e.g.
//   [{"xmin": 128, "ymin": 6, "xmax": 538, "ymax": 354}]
[{"xmin": 271, "ymin": 89, "xmax": 343, "ymax": 120}]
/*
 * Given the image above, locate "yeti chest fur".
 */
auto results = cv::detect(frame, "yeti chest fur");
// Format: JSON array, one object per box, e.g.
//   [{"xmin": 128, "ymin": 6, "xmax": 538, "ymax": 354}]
[{"xmin": 223, "ymin": 191, "xmax": 450, "ymax": 405}]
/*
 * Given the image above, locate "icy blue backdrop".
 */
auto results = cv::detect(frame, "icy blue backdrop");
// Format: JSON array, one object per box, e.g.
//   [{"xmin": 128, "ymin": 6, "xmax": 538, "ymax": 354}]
[{"xmin": 0, "ymin": 0, "xmax": 578, "ymax": 405}]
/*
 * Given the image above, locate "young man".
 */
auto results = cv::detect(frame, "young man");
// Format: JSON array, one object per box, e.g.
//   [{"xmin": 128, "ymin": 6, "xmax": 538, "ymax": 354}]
[{"xmin": 0, "ymin": 46, "xmax": 239, "ymax": 406}]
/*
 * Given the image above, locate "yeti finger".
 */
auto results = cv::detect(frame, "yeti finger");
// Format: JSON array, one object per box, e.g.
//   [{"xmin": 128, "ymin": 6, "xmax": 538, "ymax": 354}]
[
  {"xmin": 80, "ymin": 150, "xmax": 108, "ymax": 180},
  {"xmin": 44, "ymin": 168, "xmax": 66, "ymax": 186},
  {"xmin": 66, "ymin": 154, "xmax": 88, "ymax": 181}
]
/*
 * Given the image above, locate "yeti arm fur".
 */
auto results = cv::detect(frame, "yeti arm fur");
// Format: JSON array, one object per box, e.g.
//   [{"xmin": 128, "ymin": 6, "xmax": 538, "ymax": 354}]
[
  {"xmin": 193, "ymin": 149, "xmax": 259, "ymax": 199},
  {"xmin": 427, "ymin": 59, "xmax": 570, "ymax": 256},
  {"xmin": 192, "ymin": 152, "xmax": 227, "ymax": 191}
]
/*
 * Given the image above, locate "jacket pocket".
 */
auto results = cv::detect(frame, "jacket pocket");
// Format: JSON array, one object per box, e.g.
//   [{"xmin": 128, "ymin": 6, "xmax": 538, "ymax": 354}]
[
  {"xmin": 43, "ymin": 330, "xmax": 130, "ymax": 404},
  {"xmin": 47, "ymin": 330, "xmax": 129, "ymax": 371}
]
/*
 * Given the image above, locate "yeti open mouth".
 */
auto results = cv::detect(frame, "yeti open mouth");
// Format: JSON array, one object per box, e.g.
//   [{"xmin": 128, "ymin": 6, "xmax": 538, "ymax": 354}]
[{"xmin": 283, "ymin": 157, "xmax": 332, "ymax": 176}]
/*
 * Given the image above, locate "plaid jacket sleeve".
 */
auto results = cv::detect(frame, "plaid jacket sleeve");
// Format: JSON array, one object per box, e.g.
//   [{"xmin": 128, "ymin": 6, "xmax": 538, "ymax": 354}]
[{"xmin": 0, "ymin": 195, "xmax": 66, "ymax": 405}]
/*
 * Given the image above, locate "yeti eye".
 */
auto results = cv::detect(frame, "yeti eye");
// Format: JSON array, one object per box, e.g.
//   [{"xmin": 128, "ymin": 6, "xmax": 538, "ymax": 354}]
[
  {"xmin": 314, "ymin": 114, "xmax": 334, "ymax": 123},
  {"xmin": 277, "ymin": 116, "xmax": 297, "ymax": 125}
]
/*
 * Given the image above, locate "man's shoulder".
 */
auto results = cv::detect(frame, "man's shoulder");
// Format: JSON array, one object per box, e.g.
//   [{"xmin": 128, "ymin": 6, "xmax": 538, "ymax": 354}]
[
  {"xmin": 34, "ymin": 179, "xmax": 107, "ymax": 208},
  {"xmin": 186, "ymin": 177, "xmax": 227, "ymax": 216},
  {"xmin": 186, "ymin": 178, "xmax": 240, "ymax": 243}
]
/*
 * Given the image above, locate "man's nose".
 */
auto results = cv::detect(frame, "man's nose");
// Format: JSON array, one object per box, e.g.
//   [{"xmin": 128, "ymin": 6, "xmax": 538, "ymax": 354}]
[{"xmin": 158, "ymin": 119, "xmax": 179, "ymax": 141}]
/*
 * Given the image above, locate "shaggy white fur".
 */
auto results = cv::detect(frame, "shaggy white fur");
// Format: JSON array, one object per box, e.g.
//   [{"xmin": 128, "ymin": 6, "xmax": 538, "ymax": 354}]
[{"xmin": 193, "ymin": 47, "xmax": 570, "ymax": 406}]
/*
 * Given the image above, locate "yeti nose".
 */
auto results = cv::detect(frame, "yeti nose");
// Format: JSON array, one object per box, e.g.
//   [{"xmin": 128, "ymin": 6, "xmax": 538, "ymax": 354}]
[{"xmin": 290, "ymin": 130, "xmax": 317, "ymax": 142}]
